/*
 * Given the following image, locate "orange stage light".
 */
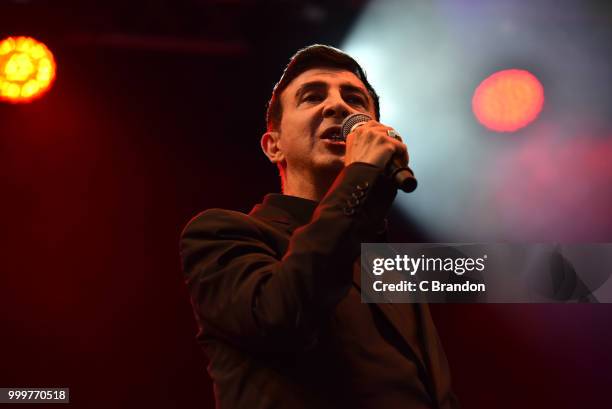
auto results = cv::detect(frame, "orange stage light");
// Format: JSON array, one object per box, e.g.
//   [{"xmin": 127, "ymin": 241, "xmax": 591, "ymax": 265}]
[
  {"xmin": 0, "ymin": 36, "xmax": 57, "ymax": 104},
  {"xmin": 472, "ymin": 69, "xmax": 544, "ymax": 132}
]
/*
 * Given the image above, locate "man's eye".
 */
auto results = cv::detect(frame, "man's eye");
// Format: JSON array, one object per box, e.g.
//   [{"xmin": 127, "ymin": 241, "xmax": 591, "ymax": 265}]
[
  {"xmin": 347, "ymin": 95, "xmax": 366, "ymax": 106},
  {"xmin": 303, "ymin": 93, "xmax": 323, "ymax": 102}
]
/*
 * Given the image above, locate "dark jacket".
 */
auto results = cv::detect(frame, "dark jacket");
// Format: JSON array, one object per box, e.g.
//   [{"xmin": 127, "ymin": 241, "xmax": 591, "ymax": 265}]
[{"xmin": 180, "ymin": 163, "xmax": 458, "ymax": 409}]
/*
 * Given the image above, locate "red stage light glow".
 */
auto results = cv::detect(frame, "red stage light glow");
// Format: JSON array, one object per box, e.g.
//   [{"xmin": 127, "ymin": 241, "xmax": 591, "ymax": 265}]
[
  {"xmin": 472, "ymin": 69, "xmax": 544, "ymax": 132},
  {"xmin": 0, "ymin": 36, "xmax": 57, "ymax": 104}
]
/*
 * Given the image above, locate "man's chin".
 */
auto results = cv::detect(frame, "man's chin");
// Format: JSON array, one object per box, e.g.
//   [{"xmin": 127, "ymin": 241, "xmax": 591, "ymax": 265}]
[{"xmin": 314, "ymin": 158, "xmax": 345, "ymax": 177}]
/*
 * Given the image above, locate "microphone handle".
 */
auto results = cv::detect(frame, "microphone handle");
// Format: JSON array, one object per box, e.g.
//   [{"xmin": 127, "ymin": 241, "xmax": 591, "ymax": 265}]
[{"xmin": 388, "ymin": 158, "xmax": 418, "ymax": 193}]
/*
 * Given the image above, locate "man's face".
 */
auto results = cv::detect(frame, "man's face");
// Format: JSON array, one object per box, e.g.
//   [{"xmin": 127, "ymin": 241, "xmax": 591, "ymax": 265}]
[{"xmin": 274, "ymin": 67, "xmax": 376, "ymax": 178}]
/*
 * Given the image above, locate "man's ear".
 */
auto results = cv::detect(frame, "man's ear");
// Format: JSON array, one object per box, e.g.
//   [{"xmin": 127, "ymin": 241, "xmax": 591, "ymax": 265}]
[{"xmin": 261, "ymin": 131, "xmax": 285, "ymax": 164}]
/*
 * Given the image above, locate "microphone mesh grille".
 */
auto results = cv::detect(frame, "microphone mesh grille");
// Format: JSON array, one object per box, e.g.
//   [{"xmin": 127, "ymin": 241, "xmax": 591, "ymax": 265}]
[{"xmin": 341, "ymin": 113, "xmax": 372, "ymax": 140}]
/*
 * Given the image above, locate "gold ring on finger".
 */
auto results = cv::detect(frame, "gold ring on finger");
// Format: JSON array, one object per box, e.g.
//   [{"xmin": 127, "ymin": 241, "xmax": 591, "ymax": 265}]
[{"xmin": 387, "ymin": 129, "xmax": 402, "ymax": 141}]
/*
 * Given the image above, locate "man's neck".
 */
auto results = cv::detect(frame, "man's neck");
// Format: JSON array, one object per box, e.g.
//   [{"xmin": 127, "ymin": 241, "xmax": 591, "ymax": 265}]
[{"xmin": 283, "ymin": 168, "xmax": 340, "ymax": 202}]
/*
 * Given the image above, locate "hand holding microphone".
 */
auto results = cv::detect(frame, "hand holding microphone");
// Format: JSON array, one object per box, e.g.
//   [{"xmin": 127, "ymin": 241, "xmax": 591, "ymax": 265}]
[{"xmin": 341, "ymin": 113, "xmax": 417, "ymax": 193}]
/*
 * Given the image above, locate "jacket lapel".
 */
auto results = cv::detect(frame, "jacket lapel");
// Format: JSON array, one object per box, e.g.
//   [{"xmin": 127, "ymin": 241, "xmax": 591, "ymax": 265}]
[
  {"xmin": 253, "ymin": 201, "xmax": 444, "ymax": 402},
  {"xmin": 416, "ymin": 303, "xmax": 454, "ymax": 405},
  {"xmin": 351, "ymin": 262, "xmax": 429, "ymax": 372}
]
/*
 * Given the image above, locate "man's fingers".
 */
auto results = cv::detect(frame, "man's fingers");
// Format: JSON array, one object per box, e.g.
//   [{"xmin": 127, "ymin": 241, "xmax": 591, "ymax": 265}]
[
  {"xmin": 392, "ymin": 140, "xmax": 409, "ymax": 167},
  {"xmin": 345, "ymin": 120, "xmax": 410, "ymax": 168}
]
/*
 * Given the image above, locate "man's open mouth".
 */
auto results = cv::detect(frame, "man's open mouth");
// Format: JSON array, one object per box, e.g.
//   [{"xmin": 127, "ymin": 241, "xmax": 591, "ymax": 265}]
[{"xmin": 320, "ymin": 126, "xmax": 344, "ymax": 142}]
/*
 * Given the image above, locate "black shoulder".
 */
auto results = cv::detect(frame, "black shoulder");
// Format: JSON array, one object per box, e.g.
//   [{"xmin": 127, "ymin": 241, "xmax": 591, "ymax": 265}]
[{"xmin": 180, "ymin": 208, "xmax": 261, "ymax": 241}]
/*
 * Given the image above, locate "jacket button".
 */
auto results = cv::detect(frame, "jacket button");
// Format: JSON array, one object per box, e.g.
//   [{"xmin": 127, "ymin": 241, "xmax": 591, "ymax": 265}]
[
  {"xmin": 344, "ymin": 206, "xmax": 356, "ymax": 216},
  {"xmin": 347, "ymin": 197, "xmax": 360, "ymax": 207},
  {"xmin": 353, "ymin": 190, "xmax": 366, "ymax": 200},
  {"xmin": 356, "ymin": 182, "xmax": 369, "ymax": 191}
]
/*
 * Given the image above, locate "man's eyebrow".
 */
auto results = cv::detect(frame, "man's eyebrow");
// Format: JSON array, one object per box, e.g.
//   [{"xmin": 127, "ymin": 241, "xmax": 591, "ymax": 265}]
[
  {"xmin": 294, "ymin": 81, "xmax": 370, "ymax": 101},
  {"xmin": 294, "ymin": 81, "xmax": 327, "ymax": 100},
  {"xmin": 340, "ymin": 84, "xmax": 369, "ymax": 99}
]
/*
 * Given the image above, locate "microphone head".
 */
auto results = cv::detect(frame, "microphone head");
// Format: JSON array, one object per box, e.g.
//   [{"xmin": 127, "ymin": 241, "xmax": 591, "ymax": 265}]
[{"xmin": 341, "ymin": 113, "xmax": 372, "ymax": 139}]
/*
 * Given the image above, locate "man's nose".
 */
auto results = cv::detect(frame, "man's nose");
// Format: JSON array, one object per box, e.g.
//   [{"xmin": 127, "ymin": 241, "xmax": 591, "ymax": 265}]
[{"xmin": 322, "ymin": 96, "xmax": 352, "ymax": 119}]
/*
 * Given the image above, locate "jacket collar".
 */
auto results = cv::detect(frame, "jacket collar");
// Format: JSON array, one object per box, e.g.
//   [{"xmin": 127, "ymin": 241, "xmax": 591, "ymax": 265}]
[{"xmin": 249, "ymin": 193, "xmax": 318, "ymax": 230}]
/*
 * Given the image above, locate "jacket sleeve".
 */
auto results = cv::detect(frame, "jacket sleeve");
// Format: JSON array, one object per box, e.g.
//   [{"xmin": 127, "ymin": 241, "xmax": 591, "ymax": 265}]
[{"xmin": 180, "ymin": 162, "xmax": 397, "ymax": 353}]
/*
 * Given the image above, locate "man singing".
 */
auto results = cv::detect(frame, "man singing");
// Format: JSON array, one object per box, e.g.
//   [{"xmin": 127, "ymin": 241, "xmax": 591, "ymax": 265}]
[{"xmin": 180, "ymin": 44, "xmax": 458, "ymax": 409}]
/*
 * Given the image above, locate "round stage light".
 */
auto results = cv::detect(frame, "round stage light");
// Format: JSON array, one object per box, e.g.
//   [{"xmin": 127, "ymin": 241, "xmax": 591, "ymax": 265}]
[
  {"xmin": 472, "ymin": 69, "xmax": 544, "ymax": 132},
  {"xmin": 0, "ymin": 36, "xmax": 57, "ymax": 104}
]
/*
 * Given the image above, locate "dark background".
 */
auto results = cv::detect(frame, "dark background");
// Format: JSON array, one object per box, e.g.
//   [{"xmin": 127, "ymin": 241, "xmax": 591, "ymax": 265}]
[{"xmin": 1, "ymin": 1, "xmax": 611, "ymax": 407}]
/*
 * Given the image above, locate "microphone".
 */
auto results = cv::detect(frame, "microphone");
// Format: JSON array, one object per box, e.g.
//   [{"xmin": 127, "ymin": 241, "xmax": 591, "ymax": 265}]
[{"xmin": 341, "ymin": 113, "xmax": 418, "ymax": 193}]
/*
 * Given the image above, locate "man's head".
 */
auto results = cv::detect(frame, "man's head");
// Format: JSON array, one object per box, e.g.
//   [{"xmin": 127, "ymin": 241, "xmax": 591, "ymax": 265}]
[
  {"xmin": 266, "ymin": 45, "xmax": 380, "ymax": 132},
  {"xmin": 261, "ymin": 45, "xmax": 380, "ymax": 195}
]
